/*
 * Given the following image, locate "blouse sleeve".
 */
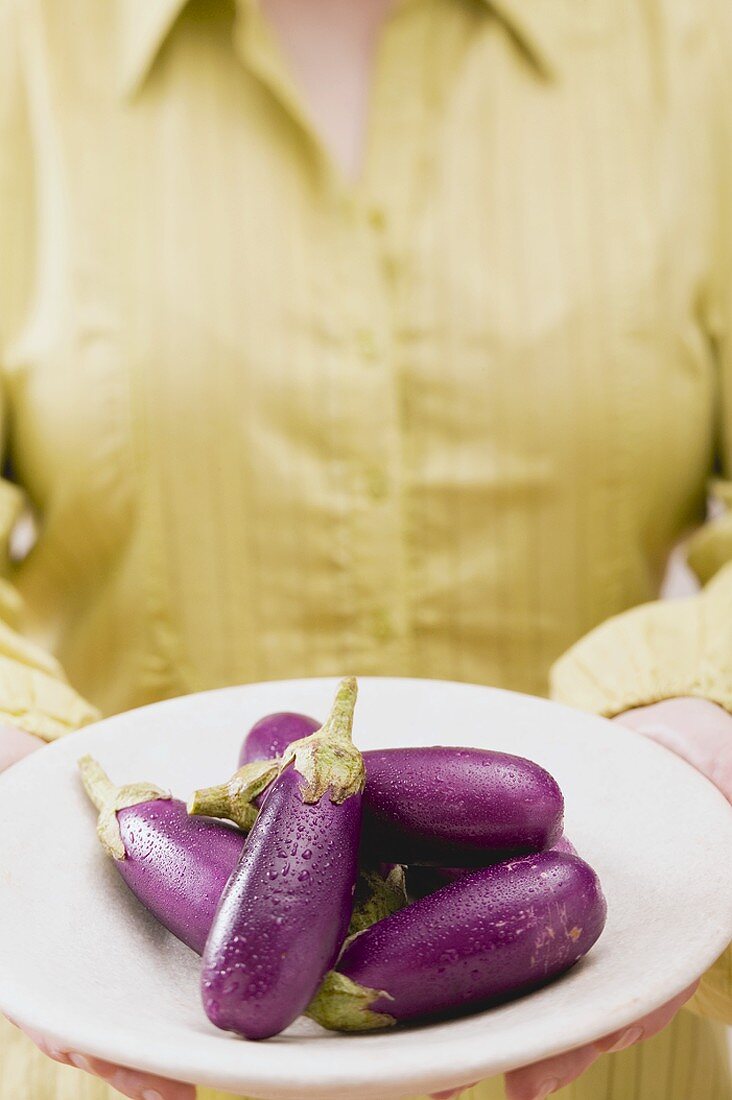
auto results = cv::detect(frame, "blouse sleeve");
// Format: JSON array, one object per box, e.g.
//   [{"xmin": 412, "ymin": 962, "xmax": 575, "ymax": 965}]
[
  {"xmin": 0, "ymin": 0, "xmax": 99, "ymax": 741},
  {"xmin": 549, "ymin": 563, "xmax": 732, "ymax": 719},
  {"xmin": 550, "ymin": 1, "xmax": 732, "ymax": 1026},
  {"xmin": 549, "ymin": 486, "xmax": 732, "ymax": 1025},
  {"xmin": 550, "ymin": 0, "xmax": 732, "ymax": 723}
]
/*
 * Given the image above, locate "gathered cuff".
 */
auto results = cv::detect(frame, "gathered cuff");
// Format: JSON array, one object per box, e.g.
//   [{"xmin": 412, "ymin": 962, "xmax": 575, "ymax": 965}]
[
  {"xmin": 0, "ymin": 654, "xmax": 100, "ymax": 741},
  {"xmin": 550, "ymin": 563, "xmax": 732, "ymax": 718},
  {"xmin": 551, "ymin": 563, "xmax": 732, "ymax": 1022}
]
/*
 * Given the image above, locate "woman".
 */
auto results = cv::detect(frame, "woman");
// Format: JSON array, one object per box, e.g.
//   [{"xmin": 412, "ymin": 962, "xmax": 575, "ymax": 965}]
[{"xmin": 1, "ymin": 0, "xmax": 731, "ymax": 1098}]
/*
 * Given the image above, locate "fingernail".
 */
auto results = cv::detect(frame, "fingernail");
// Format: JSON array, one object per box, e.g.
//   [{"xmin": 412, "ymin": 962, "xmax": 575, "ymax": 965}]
[
  {"xmin": 68, "ymin": 1053, "xmax": 92, "ymax": 1072},
  {"xmin": 533, "ymin": 1079, "xmax": 561, "ymax": 1100},
  {"xmin": 608, "ymin": 1025, "xmax": 644, "ymax": 1053},
  {"xmin": 142, "ymin": 1090, "xmax": 164, "ymax": 1100}
]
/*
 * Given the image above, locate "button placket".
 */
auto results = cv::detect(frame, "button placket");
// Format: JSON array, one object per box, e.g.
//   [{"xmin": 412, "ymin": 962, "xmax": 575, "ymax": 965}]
[
  {"xmin": 332, "ymin": 205, "xmax": 408, "ymax": 671},
  {"xmin": 371, "ymin": 605, "xmax": 396, "ymax": 643},
  {"xmin": 367, "ymin": 206, "xmax": 387, "ymax": 232},
  {"xmin": 354, "ymin": 326, "xmax": 381, "ymax": 362},
  {"xmin": 364, "ymin": 465, "xmax": 389, "ymax": 502}
]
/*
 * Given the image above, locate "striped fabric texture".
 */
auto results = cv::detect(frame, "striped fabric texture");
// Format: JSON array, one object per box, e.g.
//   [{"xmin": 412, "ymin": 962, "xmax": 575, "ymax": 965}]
[{"xmin": 0, "ymin": 0, "xmax": 731, "ymax": 1096}]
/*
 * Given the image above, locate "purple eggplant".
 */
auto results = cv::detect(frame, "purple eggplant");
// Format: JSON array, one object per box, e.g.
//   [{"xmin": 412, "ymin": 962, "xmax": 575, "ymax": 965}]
[
  {"xmin": 223, "ymin": 712, "xmax": 322, "ymax": 824},
  {"xmin": 200, "ymin": 677, "xmax": 365, "ymax": 1040},
  {"xmin": 407, "ymin": 835, "xmax": 580, "ymax": 898},
  {"xmin": 238, "ymin": 712, "xmax": 320, "ymax": 768},
  {"xmin": 238, "ymin": 716, "xmax": 408, "ymax": 932},
  {"xmin": 308, "ymin": 851, "xmax": 606, "ymax": 1031},
  {"xmin": 550, "ymin": 834, "xmax": 579, "ymax": 857},
  {"xmin": 78, "ymin": 757, "xmax": 246, "ymax": 955},
  {"xmin": 361, "ymin": 747, "xmax": 563, "ymax": 865},
  {"xmin": 194, "ymin": 744, "xmax": 563, "ymax": 867}
]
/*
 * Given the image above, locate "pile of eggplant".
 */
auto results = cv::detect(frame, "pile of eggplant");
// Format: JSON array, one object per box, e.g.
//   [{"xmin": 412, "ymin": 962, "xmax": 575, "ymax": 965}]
[{"xmin": 79, "ymin": 677, "xmax": 606, "ymax": 1040}]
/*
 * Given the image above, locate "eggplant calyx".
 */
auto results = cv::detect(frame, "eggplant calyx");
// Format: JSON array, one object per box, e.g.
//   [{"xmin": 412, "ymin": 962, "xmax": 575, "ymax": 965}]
[
  {"xmin": 348, "ymin": 867, "xmax": 408, "ymax": 937},
  {"xmin": 77, "ymin": 755, "xmax": 170, "ymax": 861},
  {"xmin": 187, "ymin": 758, "xmax": 280, "ymax": 830},
  {"xmin": 282, "ymin": 676, "xmax": 365, "ymax": 804},
  {"xmin": 305, "ymin": 971, "xmax": 395, "ymax": 1032}
]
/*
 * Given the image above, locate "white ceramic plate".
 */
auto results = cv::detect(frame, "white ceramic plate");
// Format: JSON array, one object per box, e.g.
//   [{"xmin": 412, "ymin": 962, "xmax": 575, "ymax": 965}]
[{"xmin": 0, "ymin": 677, "xmax": 730, "ymax": 1100}]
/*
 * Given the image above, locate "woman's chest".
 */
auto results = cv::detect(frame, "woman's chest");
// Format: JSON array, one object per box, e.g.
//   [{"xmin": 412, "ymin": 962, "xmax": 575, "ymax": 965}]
[{"xmin": 6, "ymin": 0, "xmax": 717, "ymax": 553}]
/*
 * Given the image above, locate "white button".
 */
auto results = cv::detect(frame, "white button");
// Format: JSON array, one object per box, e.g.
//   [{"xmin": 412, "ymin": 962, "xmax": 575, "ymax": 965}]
[
  {"xmin": 368, "ymin": 207, "xmax": 386, "ymax": 232},
  {"xmin": 355, "ymin": 327, "xmax": 379, "ymax": 360},
  {"xmin": 371, "ymin": 608, "xmax": 395, "ymax": 641},
  {"xmin": 365, "ymin": 467, "xmax": 389, "ymax": 501}
]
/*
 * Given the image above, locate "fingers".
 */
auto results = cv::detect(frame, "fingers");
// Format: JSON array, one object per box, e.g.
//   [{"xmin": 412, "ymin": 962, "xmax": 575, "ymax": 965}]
[
  {"xmin": 593, "ymin": 981, "xmax": 699, "ymax": 1054},
  {"xmin": 9, "ymin": 1021, "xmax": 195, "ymax": 1100},
  {"xmin": 643, "ymin": 720, "xmax": 732, "ymax": 804},
  {"xmin": 504, "ymin": 1042, "xmax": 598, "ymax": 1100},
  {"xmin": 0, "ymin": 725, "xmax": 44, "ymax": 772},
  {"xmin": 63, "ymin": 1054, "xmax": 196, "ymax": 1100},
  {"xmin": 15, "ymin": 1024, "xmax": 75, "ymax": 1067},
  {"xmin": 430, "ymin": 1085, "xmax": 479, "ymax": 1099},
  {"xmin": 613, "ymin": 699, "xmax": 732, "ymax": 802},
  {"xmin": 504, "ymin": 980, "xmax": 698, "ymax": 1100}
]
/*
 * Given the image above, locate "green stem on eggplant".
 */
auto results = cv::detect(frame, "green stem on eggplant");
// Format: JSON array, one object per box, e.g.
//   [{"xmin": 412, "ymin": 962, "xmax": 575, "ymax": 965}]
[
  {"xmin": 190, "ymin": 677, "xmax": 364, "ymax": 820},
  {"xmin": 305, "ymin": 970, "xmax": 395, "ymax": 1032},
  {"xmin": 78, "ymin": 755, "xmax": 171, "ymax": 861},
  {"xmin": 187, "ymin": 758, "xmax": 280, "ymax": 830},
  {"xmin": 348, "ymin": 867, "xmax": 407, "ymax": 937},
  {"xmin": 282, "ymin": 676, "xmax": 364, "ymax": 803}
]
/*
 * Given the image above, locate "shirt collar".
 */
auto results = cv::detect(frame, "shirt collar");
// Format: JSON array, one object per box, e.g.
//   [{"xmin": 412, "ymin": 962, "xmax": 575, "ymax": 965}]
[
  {"xmin": 117, "ymin": 0, "xmax": 189, "ymax": 97},
  {"xmin": 482, "ymin": 1, "xmax": 563, "ymax": 80},
  {"xmin": 118, "ymin": 0, "xmax": 564, "ymax": 99}
]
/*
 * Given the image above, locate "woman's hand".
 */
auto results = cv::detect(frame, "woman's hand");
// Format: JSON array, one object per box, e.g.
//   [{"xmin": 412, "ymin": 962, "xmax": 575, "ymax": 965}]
[
  {"xmin": 0, "ymin": 725, "xmax": 195, "ymax": 1100},
  {"xmin": 431, "ymin": 696, "xmax": 732, "ymax": 1100},
  {"xmin": 0, "ymin": 724, "xmax": 44, "ymax": 770},
  {"xmin": 616, "ymin": 697, "xmax": 732, "ymax": 802},
  {"xmin": 7, "ymin": 1028, "xmax": 195, "ymax": 1100}
]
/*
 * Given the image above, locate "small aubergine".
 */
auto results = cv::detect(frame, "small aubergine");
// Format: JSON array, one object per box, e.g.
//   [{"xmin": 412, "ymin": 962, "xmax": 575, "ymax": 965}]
[
  {"xmin": 194, "ymin": 743, "xmax": 563, "ymax": 867},
  {"xmin": 308, "ymin": 851, "xmax": 607, "ymax": 1032},
  {"xmin": 77, "ymin": 757, "xmax": 246, "ymax": 955},
  {"xmin": 200, "ymin": 677, "xmax": 365, "ymax": 1040},
  {"xmin": 407, "ymin": 835, "xmax": 580, "ymax": 898},
  {"xmin": 238, "ymin": 711, "xmax": 320, "ymax": 768},
  {"xmin": 360, "ymin": 747, "xmax": 563, "ymax": 865},
  {"xmin": 223, "ymin": 711, "xmax": 323, "ymax": 825}
]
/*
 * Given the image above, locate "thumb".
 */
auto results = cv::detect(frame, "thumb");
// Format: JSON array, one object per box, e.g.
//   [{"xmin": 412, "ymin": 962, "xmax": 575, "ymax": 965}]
[{"xmin": 0, "ymin": 725, "xmax": 44, "ymax": 772}]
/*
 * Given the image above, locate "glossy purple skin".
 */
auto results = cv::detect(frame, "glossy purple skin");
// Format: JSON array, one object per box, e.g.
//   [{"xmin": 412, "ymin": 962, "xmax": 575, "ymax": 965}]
[
  {"xmin": 242, "ymin": 726, "xmax": 564, "ymax": 867},
  {"xmin": 115, "ymin": 799, "xmax": 246, "ymax": 955},
  {"xmin": 337, "ymin": 851, "xmax": 606, "ymax": 1025},
  {"xmin": 201, "ymin": 766, "xmax": 362, "ymax": 1040},
  {"xmin": 551, "ymin": 835, "xmax": 579, "ymax": 858},
  {"xmin": 409, "ymin": 835, "xmax": 580, "ymax": 897},
  {"xmin": 238, "ymin": 712, "xmax": 320, "ymax": 768},
  {"xmin": 362, "ymin": 747, "xmax": 564, "ymax": 866}
]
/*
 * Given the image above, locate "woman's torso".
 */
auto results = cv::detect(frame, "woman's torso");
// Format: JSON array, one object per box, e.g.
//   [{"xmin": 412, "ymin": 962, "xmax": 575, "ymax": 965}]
[{"xmin": 1, "ymin": 0, "xmax": 721, "ymax": 718}]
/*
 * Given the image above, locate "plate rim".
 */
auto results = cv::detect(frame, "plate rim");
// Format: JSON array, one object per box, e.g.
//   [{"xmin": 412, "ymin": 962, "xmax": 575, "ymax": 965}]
[{"xmin": 1, "ymin": 676, "xmax": 730, "ymax": 1098}]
